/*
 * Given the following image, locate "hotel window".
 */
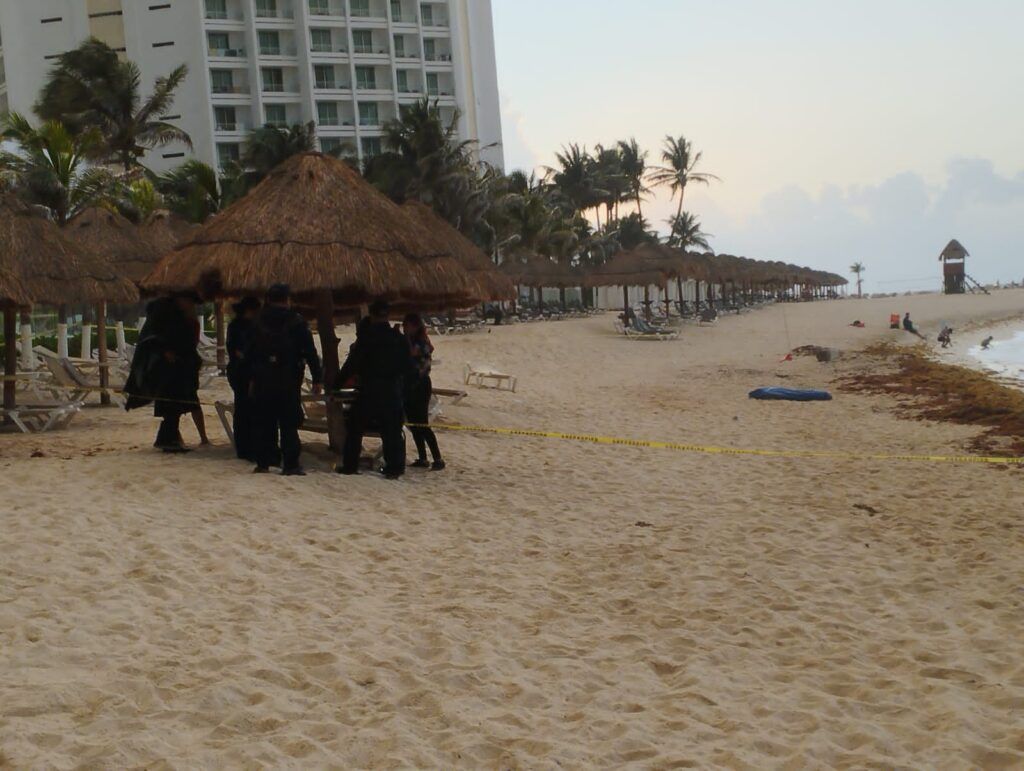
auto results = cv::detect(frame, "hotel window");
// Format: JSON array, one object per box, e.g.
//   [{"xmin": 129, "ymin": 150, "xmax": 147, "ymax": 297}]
[
  {"xmin": 350, "ymin": 0, "xmax": 370, "ymax": 17},
  {"xmin": 205, "ymin": 0, "xmax": 228, "ymax": 19},
  {"xmin": 255, "ymin": 0, "xmax": 278, "ymax": 18},
  {"xmin": 352, "ymin": 30, "xmax": 373, "ymax": 54},
  {"xmin": 361, "ymin": 137, "xmax": 382, "ymax": 157},
  {"xmin": 210, "ymin": 69, "xmax": 235, "ymax": 93},
  {"xmin": 420, "ymin": 3, "xmax": 433, "ymax": 26},
  {"xmin": 355, "ymin": 66, "xmax": 376, "ymax": 90},
  {"xmin": 261, "ymin": 67, "xmax": 284, "ymax": 92},
  {"xmin": 309, "ymin": 0, "xmax": 330, "ymax": 14},
  {"xmin": 321, "ymin": 137, "xmax": 343, "ymax": 154},
  {"xmin": 310, "ymin": 28, "xmax": 332, "ymax": 52},
  {"xmin": 395, "ymin": 69, "xmax": 409, "ymax": 93},
  {"xmin": 317, "ymin": 101, "xmax": 339, "ymax": 126},
  {"xmin": 208, "ymin": 32, "xmax": 229, "ymax": 54},
  {"xmin": 426, "ymin": 72, "xmax": 438, "ymax": 96},
  {"xmin": 392, "ymin": 34, "xmax": 405, "ymax": 57},
  {"xmin": 423, "ymin": 38, "xmax": 435, "ymax": 61},
  {"xmin": 258, "ymin": 30, "xmax": 280, "ymax": 56},
  {"xmin": 358, "ymin": 102, "xmax": 379, "ymax": 126},
  {"xmin": 217, "ymin": 142, "xmax": 240, "ymax": 168},
  {"xmin": 390, "ymin": 0, "xmax": 403, "ymax": 21},
  {"xmin": 265, "ymin": 104, "xmax": 287, "ymax": 127},
  {"xmin": 314, "ymin": 64, "xmax": 336, "ymax": 89},
  {"xmin": 214, "ymin": 106, "xmax": 236, "ymax": 130}
]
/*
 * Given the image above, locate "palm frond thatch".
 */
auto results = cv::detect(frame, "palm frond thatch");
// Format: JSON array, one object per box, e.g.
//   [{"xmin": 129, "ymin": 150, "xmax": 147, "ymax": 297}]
[
  {"xmin": 939, "ymin": 239, "xmax": 969, "ymax": 262},
  {"xmin": 401, "ymin": 201, "xmax": 515, "ymax": 301},
  {"xmin": 0, "ymin": 194, "xmax": 138, "ymax": 306},
  {"xmin": 142, "ymin": 152, "xmax": 480, "ymax": 308},
  {"xmin": 64, "ymin": 206, "xmax": 166, "ymax": 284}
]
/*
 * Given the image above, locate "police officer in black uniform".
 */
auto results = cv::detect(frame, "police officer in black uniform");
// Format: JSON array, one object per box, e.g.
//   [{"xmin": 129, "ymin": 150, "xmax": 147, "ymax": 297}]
[
  {"xmin": 336, "ymin": 300, "xmax": 412, "ymax": 479},
  {"xmin": 247, "ymin": 284, "xmax": 322, "ymax": 476}
]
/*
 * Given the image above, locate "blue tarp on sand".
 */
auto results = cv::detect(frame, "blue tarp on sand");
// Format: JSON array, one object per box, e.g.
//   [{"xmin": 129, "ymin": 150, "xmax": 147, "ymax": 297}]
[{"xmin": 749, "ymin": 387, "xmax": 833, "ymax": 402}]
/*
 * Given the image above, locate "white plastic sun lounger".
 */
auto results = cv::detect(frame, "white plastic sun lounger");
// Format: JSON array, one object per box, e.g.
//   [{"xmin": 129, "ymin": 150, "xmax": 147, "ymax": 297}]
[
  {"xmin": 463, "ymin": 364, "xmax": 517, "ymax": 393},
  {"xmin": 1, "ymin": 402, "xmax": 81, "ymax": 433}
]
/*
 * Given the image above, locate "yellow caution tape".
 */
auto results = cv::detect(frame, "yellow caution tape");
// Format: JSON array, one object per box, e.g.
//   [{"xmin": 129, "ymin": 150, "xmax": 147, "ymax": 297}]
[{"xmin": 419, "ymin": 423, "xmax": 1024, "ymax": 466}]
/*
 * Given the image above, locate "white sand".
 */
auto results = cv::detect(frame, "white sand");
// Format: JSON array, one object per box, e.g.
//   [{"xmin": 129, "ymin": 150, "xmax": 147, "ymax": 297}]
[{"xmin": 2, "ymin": 290, "xmax": 1023, "ymax": 768}]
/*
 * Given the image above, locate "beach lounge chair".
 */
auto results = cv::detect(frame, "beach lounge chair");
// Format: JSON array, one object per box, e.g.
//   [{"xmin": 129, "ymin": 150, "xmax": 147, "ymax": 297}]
[
  {"xmin": 1, "ymin": 401, "xmax": 81, "ymax": 433},
  {"xmin": 629, "ymin": 318, "xmax": 680, "ymax": 341},
  {"xmin": 464, "ymin": 364, "xmax": 517, "ymax": 392},
  {"xmin": 43, "ymin": 356, "xmax": 126, "ymax": 405}
]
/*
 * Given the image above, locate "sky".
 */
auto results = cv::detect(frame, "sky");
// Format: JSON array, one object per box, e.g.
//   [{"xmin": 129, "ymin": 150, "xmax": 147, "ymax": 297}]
[{"xmin": 490, "ymin": 0, "xmax": 1024, "ymax": 293}]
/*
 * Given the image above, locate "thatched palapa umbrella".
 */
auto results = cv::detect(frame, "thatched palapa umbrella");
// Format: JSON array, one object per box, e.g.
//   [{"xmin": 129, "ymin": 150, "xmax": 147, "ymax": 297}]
[
  {"xmin": 401, "ymin": 201, "xmax": 514, "ymax": 304},
  {"xmin": 500, "ymin": 256, "xmax": 580, "ymax": 309},
  {"xmin": 143, "ymin": 152, "xmax": 480, "ymax": 386},
  {"xmin": 0, "ymin": 195, "xmax": 138, "ymax": 413},
  {"xmin": 585, "ymin": 248, "xmax": 671, "ymax": 318}
]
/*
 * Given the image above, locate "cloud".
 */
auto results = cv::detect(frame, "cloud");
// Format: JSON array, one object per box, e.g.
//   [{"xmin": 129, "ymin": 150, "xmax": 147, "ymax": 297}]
[
  {"xmin": 499, "ymin": 98, "xmax": 543, "ymax": 173},
  {"xmin": 708, "ymin": 159, "xmax": 1024, "ymax": 291}
]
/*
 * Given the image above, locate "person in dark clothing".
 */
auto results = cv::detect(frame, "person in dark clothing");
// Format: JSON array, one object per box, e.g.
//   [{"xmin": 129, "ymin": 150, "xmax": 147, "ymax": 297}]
[
  {"xmin": 403, "ymin": 313, "xmax": 445, "ymax": 470},
  {"xmin": 246, "ymin": 284, "xmax": 322, "ymax": 476},
  {"xmin": 125, "ymin": 293, "xmax": 203, "ymax": 453},
  {"xmin": 226, "ymin": 297, "xmax": 261, "ymax": 461},
  {"xmin": 336, "ymin": 300, "xmax": 412, "ymax": 479}
]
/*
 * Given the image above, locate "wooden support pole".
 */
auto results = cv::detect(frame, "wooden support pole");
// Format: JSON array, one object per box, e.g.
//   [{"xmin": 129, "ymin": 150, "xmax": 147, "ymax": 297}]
[
  {"xmin": 3, "ymin": 305, "xmax": 17, "ymax": 412},
  {"xmin": 97, "ymin": 301, "xmax": 110, "ymax": 407},
  {"xmin": 315, "ymin": 291, "xmax": 339, "ymax": 391}
]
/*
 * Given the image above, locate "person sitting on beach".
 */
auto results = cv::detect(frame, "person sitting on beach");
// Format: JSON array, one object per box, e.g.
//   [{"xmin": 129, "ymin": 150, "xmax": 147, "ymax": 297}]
[
  {"xmin": 902, "ymin": 312, "xmax": 926, "ymax": 340},
  {"xmin": 890, "ymin": 313, "xmax": 901, "ymax": 329},
  {"xmin": 981, "ymin": 336, "xmax": 994, "ymax": 350},
  {"xmin": 620, "ymin": 305, "xmax": 637, "ymax": 328},
  {"xmin": 938, "ymin": 326, "xmax": 953, "ymax": 348},
  {"xmin": 850, "ymin": 320, "xmax": 866, "ymax": 328}
]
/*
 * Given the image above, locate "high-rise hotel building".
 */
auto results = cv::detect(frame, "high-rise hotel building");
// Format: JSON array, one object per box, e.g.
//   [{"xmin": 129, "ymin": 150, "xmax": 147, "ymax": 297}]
[{"xmin": 0, "ymin": 0, "xmax": 503, "ymax": 171}]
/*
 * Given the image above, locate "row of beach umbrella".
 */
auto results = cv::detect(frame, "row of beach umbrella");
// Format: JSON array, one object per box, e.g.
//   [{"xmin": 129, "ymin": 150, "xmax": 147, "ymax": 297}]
[{"xmin": 2, "ymin": 150, "xmax": 843, "ymax": 411}]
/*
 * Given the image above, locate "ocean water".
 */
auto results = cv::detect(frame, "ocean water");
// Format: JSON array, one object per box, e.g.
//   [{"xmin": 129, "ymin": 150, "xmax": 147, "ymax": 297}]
[{"xmin": 968, "ymin": 328, "xmax": 1024, "ymax": 383}]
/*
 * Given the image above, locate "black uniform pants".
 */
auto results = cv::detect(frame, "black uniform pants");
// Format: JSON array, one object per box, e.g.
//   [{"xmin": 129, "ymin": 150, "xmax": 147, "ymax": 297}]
[
  {"xmin": 231, "ymin": 386, "xmax": 258, "ymax": 461},
  {"xmin": 255, "ymin": 389, "xmax": 303, "ymax": 470},
  {"xmin": 155, "ymin": 412, "xmax": 182, "ymax": 448},
  {"xmin": 342, "ymin": 387, "xmax": 406, "ymax": 476},
  {"xmin": 406, "ymin": 377, "xmax": 441, "ymax": 462}
]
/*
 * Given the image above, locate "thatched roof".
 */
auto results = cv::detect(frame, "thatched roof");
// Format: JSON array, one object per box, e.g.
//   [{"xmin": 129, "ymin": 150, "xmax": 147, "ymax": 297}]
[
  {"xmin": 142, "ymin": 152, "xmax": 479, "ymax": 308},
  {"xmin": 500, "ymin": 256, "xmax": 581, "ymax": 289},
  {"xmin": 0, "ymin": 195, "xmax": 138, "ymax": 307},
  {"xmin": 401, "ymin": 201, "xmax": 515, "ymax": 302},
  {"xmin": 140, "ymin": 210, "xmax": 201, "ymax": 258},
  {"xmin": 584, "ymin": 248, "xmax": 671, "ymax": 289},
  {"xmin": 64, "ymin": 207, "xmax": 167, "ymax": 285},
  {"xmin": 939, "ymin": 239, "xmax": 969, "ymax": 262}
]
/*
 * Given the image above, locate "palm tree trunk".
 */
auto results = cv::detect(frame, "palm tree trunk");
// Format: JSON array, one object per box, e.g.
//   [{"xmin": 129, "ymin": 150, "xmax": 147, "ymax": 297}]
[{"xmin": 676, "ymin": 186, "xmax": 686, "ymax": 219}]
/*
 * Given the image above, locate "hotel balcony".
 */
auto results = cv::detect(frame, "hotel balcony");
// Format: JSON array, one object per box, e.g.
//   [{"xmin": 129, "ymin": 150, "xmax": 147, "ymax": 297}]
[
  {"xmin": 307, "ymin": 1, "xmax": 345, "ymax": 18},
  {"xmin": 204, "ymin": 0, "xmax": 245, "ymax": 24},
  {"xmin": 349, "ymin": 0, "xmax": 388, "ymax": 22}
]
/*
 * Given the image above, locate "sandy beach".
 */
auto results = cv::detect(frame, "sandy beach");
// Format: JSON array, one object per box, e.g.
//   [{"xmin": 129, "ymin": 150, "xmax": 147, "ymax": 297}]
[{"xmin": 2, "ymin": 290, "xmax": 1023, "ymax": 769}]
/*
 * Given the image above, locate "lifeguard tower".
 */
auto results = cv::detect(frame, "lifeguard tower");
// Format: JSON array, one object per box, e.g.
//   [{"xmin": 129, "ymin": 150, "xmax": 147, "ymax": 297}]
[{"xmin": 939, "ymin": 239, "xmax": 988, "ymax": 295}]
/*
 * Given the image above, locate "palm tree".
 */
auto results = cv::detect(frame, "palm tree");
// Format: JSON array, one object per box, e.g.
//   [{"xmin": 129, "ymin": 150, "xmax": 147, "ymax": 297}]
[
  {"xmin": 0, "ymin": 112, "xmax": 116, "ymax": 326},
  {"xmin": 157, "ymin": 160, "xmax": 224, "ymax": 223},
  {"xmin": 593, "ymin": 143, "xmax": 627, "ymax": 226},
  {"xmin": 665, "ymin": 211, "xmax": 713, "ymax": 251},
  {"xmin": 0, "ymin": 113, "xmax": 113, "ymax": 225},
  {"xmin": 35, "ymin": 38, "xmax": 192, "ymax": 173},
  {"xmin": 613, "ymin": 213, "xmax": 659, "ymax": 251},
  {"xmin": 649, "ymin": 135, "xmax": 719, "ymax": 219},
  {"xmin": 545, "ymin": 144, "xmax": 604, "ymax": 227},
  {"xmin": 617, "ymin": 138, "xmax": 650, "ymax": 218},
  {"xmin": 850, "ymin": 262, "xmax": 866, "ymax": 298}
]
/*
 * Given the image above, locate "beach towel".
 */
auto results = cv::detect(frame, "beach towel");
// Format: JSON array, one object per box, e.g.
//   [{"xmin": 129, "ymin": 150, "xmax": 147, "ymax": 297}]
[{"xmin": 749, "ymin": 387, "xmax": 833, "ymax": 402}]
